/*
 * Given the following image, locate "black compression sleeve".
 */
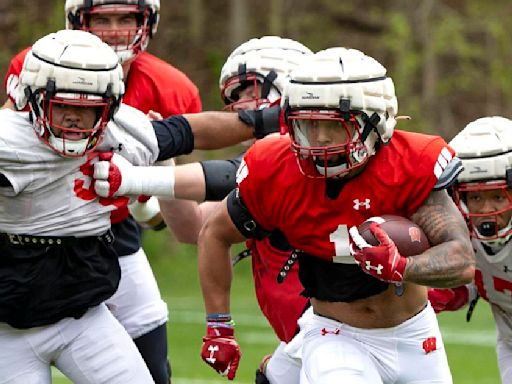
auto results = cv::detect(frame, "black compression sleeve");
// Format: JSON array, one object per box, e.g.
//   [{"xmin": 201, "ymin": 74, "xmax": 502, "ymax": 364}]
[
  {"xmin": 153, "ymin": 115, "xmax": 195, "ymax": 161},
  {"xmin": 200, "ymin": 154, "xmax": 243, "ymax": 201}
]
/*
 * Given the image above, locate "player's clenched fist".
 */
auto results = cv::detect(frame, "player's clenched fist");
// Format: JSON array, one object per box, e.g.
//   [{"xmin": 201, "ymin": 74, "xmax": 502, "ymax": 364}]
[
  {"xmin": 93, "ymin": 152, "xmax": 175, "ymax": 198},
  {"xmin": 350, "ymin": 222, "xmax": 408, "ymax": 283},
  {"xmin": 201, "ymin": 323, "xmax": 241, "ymax": 380},
  {"xmin": 428, "ymin": 286, "xmax": 473, "ymax": 313}
]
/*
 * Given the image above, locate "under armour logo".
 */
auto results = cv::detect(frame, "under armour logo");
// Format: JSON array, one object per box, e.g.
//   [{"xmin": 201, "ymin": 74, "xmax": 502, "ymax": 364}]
[
  {"xmin": 321, "ymin": 327, "xmax": 340, "ymax": 336},
  {"xmin": 422, "ymin": 337, "xmax": 437, "ymax": 354},
  {"xmin": 206, "ymin": 345, "xmax": 219, "ymax": 364},
  {"xmin": 364, "ymin": 261, "xmax": 383, "ymax": 275},
  {"xmin": 504, "ymin": 265, "xmax": 511, "ymax": 274},
  {"xmin": 353, "ymin": 198, "xmax": 371, "ymax": 210}
]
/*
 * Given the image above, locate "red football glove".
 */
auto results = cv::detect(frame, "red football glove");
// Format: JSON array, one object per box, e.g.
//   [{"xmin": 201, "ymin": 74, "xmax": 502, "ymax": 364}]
[
  {"xmin": 350, "ymin": 222, "xmax": 408, "ymax": 283},
  {"xmin": 428, "ymin": 286, "xmax": 470, "ymax": 313},
  {"xmin": 201, "ymin": 325, "xmax": 241, "ymax": 380}
]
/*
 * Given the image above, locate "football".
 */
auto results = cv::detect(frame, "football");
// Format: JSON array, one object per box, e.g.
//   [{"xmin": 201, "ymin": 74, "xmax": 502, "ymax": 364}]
[{"xmin": 357, "ymin": 215, "xmax": 430, "ymax": 256}]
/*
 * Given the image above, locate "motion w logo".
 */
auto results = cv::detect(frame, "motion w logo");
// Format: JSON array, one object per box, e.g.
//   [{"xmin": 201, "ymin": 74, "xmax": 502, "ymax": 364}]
[{"xmin": 422, "ymin": 337, "xmax": 437, "ymax": 354}]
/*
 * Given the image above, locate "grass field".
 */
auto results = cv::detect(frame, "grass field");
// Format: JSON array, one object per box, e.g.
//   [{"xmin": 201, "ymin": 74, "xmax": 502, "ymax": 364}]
[{"xmin": 51, "ymin": 231, "xmax": 500, "ymax": 383}]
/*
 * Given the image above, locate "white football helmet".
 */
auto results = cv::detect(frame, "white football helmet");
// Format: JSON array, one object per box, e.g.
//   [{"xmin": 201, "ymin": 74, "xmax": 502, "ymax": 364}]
[
  {"xmin": 65, "ymin": 0, "xmax": 160, "ymax": 63},
  {"xmin": 450, "ymin": 116, "xmax": 512, "ymax": 247},
  {"xmin": 17, "ymin": 30, "xmax": 124, "ymax": 157},
  {"xmin": 219, "ymin": 36, "xmax": 313, "ymax": 110},
  {"xmin": 282, "ymin": 47, "xmax": 398, "ymax": 178}
]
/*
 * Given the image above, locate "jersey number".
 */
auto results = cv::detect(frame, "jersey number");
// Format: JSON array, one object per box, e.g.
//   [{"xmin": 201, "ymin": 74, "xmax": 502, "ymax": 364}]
[
  {"xmin": 329, "ymin": 225, "xmax": 356, "ymax": 264},
  {"xmin": 474, "ymin": 269, "xmax": 512, "ymax": 301}
]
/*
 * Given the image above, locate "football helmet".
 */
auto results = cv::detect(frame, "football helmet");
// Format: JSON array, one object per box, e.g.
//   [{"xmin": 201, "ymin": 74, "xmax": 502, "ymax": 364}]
[
  {"xmin": 450, "ymin": 116, "xmax": 512, "ymax": 247},
  {"xmin": 17, "ymin": 30, "xmax": 124, "ymax": 157},
  {"xmin": 65, "ymin": 0, "xmax": 160, "ymax": 63},
  {"xmin": 282, "ymin": 47, "xmax": 398, "ymax": 178},
  {"xmin": 219, "ymin": 36, "xmax": 312, "ymax": 110}
]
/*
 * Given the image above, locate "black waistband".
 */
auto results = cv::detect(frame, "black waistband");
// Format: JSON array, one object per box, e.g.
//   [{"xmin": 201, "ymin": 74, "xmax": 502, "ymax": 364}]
[{"xmin": 0, "ymin": 229, "xmax": 115, "ymax": 248}]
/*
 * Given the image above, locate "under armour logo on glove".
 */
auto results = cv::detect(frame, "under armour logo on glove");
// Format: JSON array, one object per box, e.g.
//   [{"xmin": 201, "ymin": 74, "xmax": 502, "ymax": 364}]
[
  {"xmin": 349, "ymin": 223, "xmax": 408, "ymax": 283},
  {"xmin": 201, "ymin": 325, "xmax": 241, "ymax": 380}
]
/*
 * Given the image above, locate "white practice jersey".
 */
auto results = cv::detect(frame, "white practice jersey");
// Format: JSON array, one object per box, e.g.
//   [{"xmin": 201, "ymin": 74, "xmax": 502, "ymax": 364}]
[
  {"xmin": 0, "ymin": 105, "xmax": 159, "ymax": 237},
  {"xmin": 473, "ymin": 239, "xmax": 512, "ymax": 312}
]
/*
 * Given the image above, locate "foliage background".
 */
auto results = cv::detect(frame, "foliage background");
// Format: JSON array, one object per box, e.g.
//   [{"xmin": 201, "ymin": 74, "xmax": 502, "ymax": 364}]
[
  {"xmin": 0, "ymin": 1, "xmax": 506, "ymax": 382},
  {"xmin": 2, "ymin": 0, "xmax": 512, "ymax": 141}
]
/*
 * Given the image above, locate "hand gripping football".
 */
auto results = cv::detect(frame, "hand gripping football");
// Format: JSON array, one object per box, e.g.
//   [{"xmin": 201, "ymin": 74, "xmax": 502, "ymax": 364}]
[{"xmin": 357, "ymin": 215, "xmax": 430, "ymax": 256}]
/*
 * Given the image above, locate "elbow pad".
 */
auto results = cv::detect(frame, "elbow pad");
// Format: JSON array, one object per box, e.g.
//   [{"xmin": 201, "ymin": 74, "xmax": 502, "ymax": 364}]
[{"xmin": 200, "ymin": 158, "xmax": 241, "ymax": 201}]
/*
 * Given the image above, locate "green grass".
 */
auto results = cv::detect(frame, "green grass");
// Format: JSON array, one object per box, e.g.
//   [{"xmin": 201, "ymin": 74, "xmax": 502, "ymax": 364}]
[{"xmin": 51, "ymin": 231, "xmax": 500, "ymax": 383}]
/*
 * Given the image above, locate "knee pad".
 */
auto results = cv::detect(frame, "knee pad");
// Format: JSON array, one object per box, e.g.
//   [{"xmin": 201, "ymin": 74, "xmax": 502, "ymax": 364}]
[
  {"xmin": 133, "ymin": 323, "xmax": 171, "ymax": 384},
  {"xmin": 255, "ymin": 368, "xmax": 271, "ymax": 384}
]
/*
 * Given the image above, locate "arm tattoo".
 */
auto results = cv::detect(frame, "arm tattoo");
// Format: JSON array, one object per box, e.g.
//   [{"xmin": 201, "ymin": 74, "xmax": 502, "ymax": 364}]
[{"xmin": 407, "ymin": 189, "xmax": 475, "ymax": 287}]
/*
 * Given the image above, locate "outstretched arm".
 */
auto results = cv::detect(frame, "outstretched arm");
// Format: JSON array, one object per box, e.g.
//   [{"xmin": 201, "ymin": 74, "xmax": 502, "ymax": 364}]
[
  {"xmin": 407, "ymin": 189, "xmax": 475, "ymax": 287},
  {"xmin": 197, "ymin": 197, "xmax": 247, "ymax": 380},
  {"xmin": 198, "ymin": 197, "xmax": 246, "ymax": 313},
  {"xmin": 183, "ymin": 106, "xmax": 280, "ymax": 150}
]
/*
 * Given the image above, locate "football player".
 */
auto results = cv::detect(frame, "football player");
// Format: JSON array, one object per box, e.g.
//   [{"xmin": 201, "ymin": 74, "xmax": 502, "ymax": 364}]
[
  {"xmin": 0, "ymin": 29, "xmax": 278, "ymax": 384},
  {"xmin": 3, "ymin": 2, "xmax": 201, "ymax": 383},
  {"xmin": 428, "ymin": 116, "xmax": 512, "ymax": 384},
  {"xmin": 195, "ymin": 47, "xmax": 475, "ymax": 382}
]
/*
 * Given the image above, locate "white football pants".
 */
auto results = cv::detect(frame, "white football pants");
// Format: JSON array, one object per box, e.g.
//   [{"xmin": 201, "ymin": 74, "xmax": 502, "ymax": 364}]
[
  {"xmin": 301, "ymin": 302, "xmax": 453, "ymax": 384},
  {"xmin": 0, "ymin": 304, "xmax": 154, "ymax": 383},
  {"xmin": 266, "ymin": 307, "xmax": 314, "ymax": 384},
  {"xmin": 107, "ymin": 247, "xmax": 168, "ymax": 338}
]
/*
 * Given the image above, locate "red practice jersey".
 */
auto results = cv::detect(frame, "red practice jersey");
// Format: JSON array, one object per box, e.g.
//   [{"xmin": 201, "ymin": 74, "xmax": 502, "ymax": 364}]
[
  {"xmin": 248, "ymin": 237, "xmax": 308, "ymax": 342},
  {"xmin": 237, "ymin": 131, "xmax": 455, "ymax": 297},
  {"xmin": 5, "ymin": 49, "xmax": 202, "ymax": 117}
]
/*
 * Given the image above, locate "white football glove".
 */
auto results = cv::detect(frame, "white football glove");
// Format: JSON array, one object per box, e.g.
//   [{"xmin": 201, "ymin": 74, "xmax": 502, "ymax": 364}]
[
  {"xmin": 93, "ymin": 152, "xmax": 175, "ymax": 198},
  {"xmin": 129, "ymin": 195, "xmax": 161, "ymax": 223}
]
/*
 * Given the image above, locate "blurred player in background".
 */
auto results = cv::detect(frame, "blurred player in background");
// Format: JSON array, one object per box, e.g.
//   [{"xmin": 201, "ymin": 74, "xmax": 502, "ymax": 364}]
[
  {"xmin": 2, "ymin": 2, "xmax": 201, "ymax": 383},
  {"xmin": 196, "ymin": 47, "xmax": 474, "ymax": 383},
  {"xmin": 428, "ymin": 116, "xmax": 512, "ymax": 384}
]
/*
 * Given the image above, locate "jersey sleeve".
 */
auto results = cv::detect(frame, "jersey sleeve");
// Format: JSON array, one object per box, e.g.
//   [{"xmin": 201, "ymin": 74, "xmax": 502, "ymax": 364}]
[
  {"xmin": 4, "ymin": 47, "xmax": 30, "ymax": 110},
  {"xmin": 403, "ymin": 136, "xmax": 456, "ymax": 216}
]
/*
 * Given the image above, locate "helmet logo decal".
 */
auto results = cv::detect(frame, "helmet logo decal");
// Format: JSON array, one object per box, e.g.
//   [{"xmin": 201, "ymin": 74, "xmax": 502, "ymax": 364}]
[
  {"xmin": 469, "ymin": 165, "xmax": 488, "ymax": 175},
  {"xmin": 301, "ymin": 92, "xmax": 320, "ymax": 100},
  {"xmin": 72, "ymin": 76, "xmax": 94, "ymax": 86}
]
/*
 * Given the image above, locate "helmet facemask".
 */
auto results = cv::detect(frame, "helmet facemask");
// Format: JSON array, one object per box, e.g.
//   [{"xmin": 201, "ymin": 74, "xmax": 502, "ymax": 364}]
[
  {"xmin": 287, "ymin": 108, "xmax": 378, "ymax": 178},
  {"xmin": 221, "ymin": 69, "xmax": 281, "ymax": 111},
  {"xmin": 28, "ymin": 82, "xmax": 115, "ymax": 157},
  {"xmin": 69, "ymin": 4, "xmax": 156, "ymax": 63},
  {"xmin": 453, "ymin": 179, "xmax": 512, "ymax": 248}
]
